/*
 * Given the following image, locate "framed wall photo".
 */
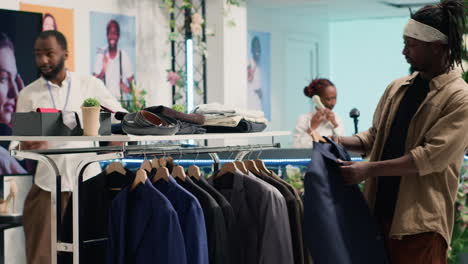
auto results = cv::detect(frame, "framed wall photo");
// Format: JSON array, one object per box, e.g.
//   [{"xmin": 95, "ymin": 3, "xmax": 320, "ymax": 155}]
[
  {"xmin": 247, "ymin": 30, "xmax": 271, "ymax": 120},
  {"xmin": 90, "ymin": 12, "xmax": 136, "ymax": 107},
  {"xmin": 20, "ymin": 3, "xmax": 75, "ymax": 71}
]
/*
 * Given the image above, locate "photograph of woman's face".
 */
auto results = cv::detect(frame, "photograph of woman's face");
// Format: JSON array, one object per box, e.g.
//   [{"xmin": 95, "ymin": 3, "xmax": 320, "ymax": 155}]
[
  {"xmin": 0, "ymin": 46, "xmax": 21, "ymax": 126},
  {"xmin": 42, "ymin": 15, "xmax": 56, "ymax": 31}
]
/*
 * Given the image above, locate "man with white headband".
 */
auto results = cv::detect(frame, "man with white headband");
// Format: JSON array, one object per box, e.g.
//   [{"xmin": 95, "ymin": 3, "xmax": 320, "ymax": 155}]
[{"xmin": 334, "ymin": 0, "xmax": 468, "ymax": 263}]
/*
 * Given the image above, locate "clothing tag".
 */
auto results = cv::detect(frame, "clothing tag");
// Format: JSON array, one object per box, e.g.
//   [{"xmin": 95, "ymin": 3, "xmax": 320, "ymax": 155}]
[
  {"xmin": 36, "ymin": 108, "xmax": 60, "ymax": 113},
  {"xmin": 62, "ymin": 111, "xmax": 78, "ymax": 130},
  {"xmin": 100, "ymin": 104, "xmax": 115, "ymax": 113}
]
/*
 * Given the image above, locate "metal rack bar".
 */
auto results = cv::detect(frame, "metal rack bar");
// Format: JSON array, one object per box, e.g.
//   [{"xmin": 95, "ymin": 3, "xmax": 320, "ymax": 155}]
[
  {"xmin": 72, "ymin": 152, "xmax": 124, "ymax": 264},
  {"xmin": 10, "ymin": 151, "xmax": 60, "ymax": 264},
  {"xmin": 18, "ymin": 143, "xmax": 281, "ymax": 156},
  {"xmin": 12, "ymin": 142, "xmax": 281, "ymax": 264}
]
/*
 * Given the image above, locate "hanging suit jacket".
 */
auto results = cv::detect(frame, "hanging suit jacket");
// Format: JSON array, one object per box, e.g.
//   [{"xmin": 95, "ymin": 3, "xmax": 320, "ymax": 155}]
[
  {"xmin": 192, "ymin": 176, "xmax": 234, "ymax": 264},
  {"xmin": 210, "ymin": 171, "xmax": 294, "ymax": 264},
  {"xmin": 269, "ymin": 172, "xmax": 312, "ymax": 264},
  {"xmin": 253, "ymin": 171, "xmax": 304, "ymax": 264},
  {"xmin": 176, "ymin": 176, "xmax": 229, "ymax": 264},
  {"xmin": 303, "ymin": 139, "xmax": 388, "ymax": 264},
  {"xmin": 154, "ymin": 177, "xmax": 209, "ymax": 264},
  {"xmin": 192, "ymin": 177, "xmax": 235, "ymax": 235},
  {"xmin": 61, "ymin": 170, "xmax": 135, "ymax": 264},
  {"xmin": 107, "ymin": 179, "xmax": 187, "ymax": 264}
]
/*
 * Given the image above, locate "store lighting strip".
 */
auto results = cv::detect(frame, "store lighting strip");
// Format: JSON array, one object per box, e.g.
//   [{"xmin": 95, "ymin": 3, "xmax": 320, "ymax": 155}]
[
  {"xmin": 113, "ymin": 158, "xmax": 357, "ymax": 164},
  {"xmin": 107, "ymin": 155, "xmax": 468, "ymax": 164},
  {"xmin": 186, "ymin": 38, "xmax": 194, "ymax": 112}
]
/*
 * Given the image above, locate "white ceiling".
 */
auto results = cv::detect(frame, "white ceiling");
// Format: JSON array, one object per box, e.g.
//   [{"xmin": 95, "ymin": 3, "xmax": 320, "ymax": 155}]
[{"xmin": 247, "ymin": 0, "xmax": 438, "ymax": 20}]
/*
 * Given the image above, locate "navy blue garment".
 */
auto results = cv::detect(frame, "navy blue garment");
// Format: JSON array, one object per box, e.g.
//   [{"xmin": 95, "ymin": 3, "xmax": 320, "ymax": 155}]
[
  {"xmin": 303, "ymin": 139, "xmax": 388, "ymax": 264},
  {"xmin": 107, "ymin": 179, "xmax": 187, "ymax": 264},
  {"xmin": 154, "ymin": 177, "xmax": 209, "ymax": 264}
]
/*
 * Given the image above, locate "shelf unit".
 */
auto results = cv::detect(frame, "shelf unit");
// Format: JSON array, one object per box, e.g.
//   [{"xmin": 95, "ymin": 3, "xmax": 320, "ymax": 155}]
[{"xmin": 3, "ymin": 131, "xmax": 290, "ymax": 264}]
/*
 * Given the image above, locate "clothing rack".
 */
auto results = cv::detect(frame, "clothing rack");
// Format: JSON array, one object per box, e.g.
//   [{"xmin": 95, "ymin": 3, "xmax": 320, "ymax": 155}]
[{"xmin": 9, "ymin": 137, "xmax": 285, "ymax": 264}]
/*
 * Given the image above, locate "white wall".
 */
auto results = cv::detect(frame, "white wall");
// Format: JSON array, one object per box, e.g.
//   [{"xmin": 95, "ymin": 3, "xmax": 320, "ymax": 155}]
[
  {"xmin": 206, "ymin": 0, "xmax": 248, "ymax": 108},
  {"xmin": 248, "ymin": 7, "xmax": 331, "ymax": 146},
  {"xmin": 330, "ymin": 16, "xmax": 410, "ymax": 135}
]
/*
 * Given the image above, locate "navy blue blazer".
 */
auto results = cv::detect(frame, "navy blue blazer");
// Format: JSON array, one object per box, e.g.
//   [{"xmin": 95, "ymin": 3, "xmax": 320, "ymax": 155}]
[
  {"xmin": 107, "ymin": 179, "xmax": 187, "ymax": 264},
  {"xmin": 154, "ymin": 177, "xmax": 209, "ymax": 264},
  {"xmin": 303, "ymin": 139, "xmax": 388, "ymax": 264}
]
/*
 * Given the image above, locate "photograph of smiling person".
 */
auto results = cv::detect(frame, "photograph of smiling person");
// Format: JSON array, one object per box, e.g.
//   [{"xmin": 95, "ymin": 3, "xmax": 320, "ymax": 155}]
[
  {"xmin": 91, "ymin": 14, "xmax": 136, "ymax": 104},
  {"xmin": 0, "ymin": 32, "xmax": 27, "ymax": 175},
  {"xmin": 42, "ymin": 13, "xmax": 57, "ymax": 31},
  {"xmin": 0, "ymin": 33, "xmax": 22, "ymax": 126},
  {"xmin": 20, "ymin": 3, "xmax": 76, "ymax": 71}
]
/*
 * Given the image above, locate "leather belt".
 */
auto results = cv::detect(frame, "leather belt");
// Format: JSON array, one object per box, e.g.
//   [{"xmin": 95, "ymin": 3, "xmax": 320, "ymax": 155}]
[{"xmin": 122, "ymin": 110, "xmax": 179, "ymax": 135}]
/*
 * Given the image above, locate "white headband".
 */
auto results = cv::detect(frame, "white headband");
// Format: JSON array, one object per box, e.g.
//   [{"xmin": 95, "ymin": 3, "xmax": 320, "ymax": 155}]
[{"xmin": 403, "ymin": 19, "xmax": 448, "ymax": 44}]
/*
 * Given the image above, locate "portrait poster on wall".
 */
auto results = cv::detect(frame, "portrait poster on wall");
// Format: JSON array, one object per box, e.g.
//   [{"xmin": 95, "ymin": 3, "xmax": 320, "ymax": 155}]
[
  {"xmin": 20, "ymin": 3, "xmax": 75, "ymax": 71},
  {"xmin": 0, "ymin": 9, "xmax": 42, "ymax": 176},
  {"xmin": 247, "ymin": 30, "xmax": 271, "ymax": 120},
  {"xmin": 90, "ymin": 11, "xmax": 136, "ymax": 108}
]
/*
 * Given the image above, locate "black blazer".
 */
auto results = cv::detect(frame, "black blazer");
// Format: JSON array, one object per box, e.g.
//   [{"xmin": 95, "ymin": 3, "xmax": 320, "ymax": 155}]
[{"xmin": 61, "ymin": 170, "xmax": 135, "ymax": 264}]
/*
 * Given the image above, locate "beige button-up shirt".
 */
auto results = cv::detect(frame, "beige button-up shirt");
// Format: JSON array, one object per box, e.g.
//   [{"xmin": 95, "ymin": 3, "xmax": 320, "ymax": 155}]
[{"xmin": 356, "ymin": 69, "xmax": 468, "ymax": 245}]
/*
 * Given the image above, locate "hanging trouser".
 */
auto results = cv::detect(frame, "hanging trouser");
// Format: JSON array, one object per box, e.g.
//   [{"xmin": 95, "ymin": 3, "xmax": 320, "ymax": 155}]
[{"xmin": 23, "ymin": 184, "xmax": 71, "ymax": 264}]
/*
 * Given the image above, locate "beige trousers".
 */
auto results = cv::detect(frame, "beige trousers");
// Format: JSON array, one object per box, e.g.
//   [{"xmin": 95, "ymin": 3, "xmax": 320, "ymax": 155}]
[{"xmin": 23, "ymin": 184, "xmax": 71, "ymax": 264}]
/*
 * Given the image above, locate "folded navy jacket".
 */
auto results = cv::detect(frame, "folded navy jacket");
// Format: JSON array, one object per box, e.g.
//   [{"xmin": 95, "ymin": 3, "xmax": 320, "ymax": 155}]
[{"xmin": 303, "ymin": 138, "xmax": 388, "ymax": 264}]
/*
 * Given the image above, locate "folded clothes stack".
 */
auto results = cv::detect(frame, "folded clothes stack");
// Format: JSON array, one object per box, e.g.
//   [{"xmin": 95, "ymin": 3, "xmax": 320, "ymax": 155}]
[
  {"xmin": 113, "ymin": 105, "xmax": 206, "ymax": 135},
  {"xmin": 192, "ymin": 103, "xmax": 268, "ymax": 133}
]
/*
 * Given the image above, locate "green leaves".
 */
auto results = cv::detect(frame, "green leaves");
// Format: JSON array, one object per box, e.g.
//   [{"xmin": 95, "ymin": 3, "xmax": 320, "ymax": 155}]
[
  {"xmin": 82, "ymin": 98, "xmax": 100, "ymax": 107},
  {"xmin": 172, "ymin": 104, "xmax": 186, "ymax": 113}
]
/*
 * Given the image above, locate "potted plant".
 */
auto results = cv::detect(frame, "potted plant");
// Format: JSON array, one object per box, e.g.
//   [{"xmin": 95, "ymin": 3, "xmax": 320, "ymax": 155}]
[{"xmin": 81, "ymin": 98, "xmax": 101, "ymax": 136}]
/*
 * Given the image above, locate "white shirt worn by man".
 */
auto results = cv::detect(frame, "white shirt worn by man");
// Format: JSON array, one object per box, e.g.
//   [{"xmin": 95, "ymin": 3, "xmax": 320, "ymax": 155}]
[
  {"xmin": 292, "ymin": 109, "xmax": 345, "ymax": 148},
  {"xmin": 16, "ymin": 71, "xmax": 125, "ymax": 192},
  {"xmin": 93, "ymin": 47, "xmax": 133, "ymax": 101}
]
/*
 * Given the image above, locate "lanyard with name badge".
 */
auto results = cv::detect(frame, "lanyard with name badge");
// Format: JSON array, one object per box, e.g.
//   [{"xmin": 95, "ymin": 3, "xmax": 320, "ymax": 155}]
[
  {"xmin": 46, "ymin": 76, "xmax": 79, "ymax": 131},
  {"xmin": 47, "ymin": 77, "xmax": 71, "ymax": 110}
]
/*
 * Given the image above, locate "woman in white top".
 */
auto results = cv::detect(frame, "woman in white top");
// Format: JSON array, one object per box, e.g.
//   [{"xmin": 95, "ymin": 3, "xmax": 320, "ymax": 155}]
[{"xmin": 293, "ymin": 78, "xmax": 345, "ymax": 148}]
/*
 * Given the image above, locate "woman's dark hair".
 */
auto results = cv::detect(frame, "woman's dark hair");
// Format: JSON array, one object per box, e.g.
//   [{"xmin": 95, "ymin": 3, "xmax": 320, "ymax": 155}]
[
  {"xmin": 412, "ymin": 0, "xmax": 466, "ymax": 70},
  {"xmin": 251, "ymin": 36, "xmax": 261, "ymax": 62},
  {"xmin": 303, "ymin": 78, "xmax": 334, "ymax": 98},
  {"xmin": 0, "ymin": 32, "xmax": 14, "ymax": 51}
]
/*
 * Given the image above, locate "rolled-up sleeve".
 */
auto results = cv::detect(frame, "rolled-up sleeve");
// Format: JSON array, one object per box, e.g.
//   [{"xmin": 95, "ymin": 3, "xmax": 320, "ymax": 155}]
[
  {"xmin": 410, "ymin": 97, "xmax": 468, "ymax": 176},
  {"xmin": 293, "ymin": 114, "xmax": 313, "ymax": 148},
  {"xmin": 355, "ymin": 128, "xmax": 376, "ymax": 156}
]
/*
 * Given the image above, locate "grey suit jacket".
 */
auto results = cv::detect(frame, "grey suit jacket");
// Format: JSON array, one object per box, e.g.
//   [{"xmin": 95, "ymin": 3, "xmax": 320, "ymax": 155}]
[{"xmin": 210, "ymin": 171, "xmax": 294, "ymax": 264}]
